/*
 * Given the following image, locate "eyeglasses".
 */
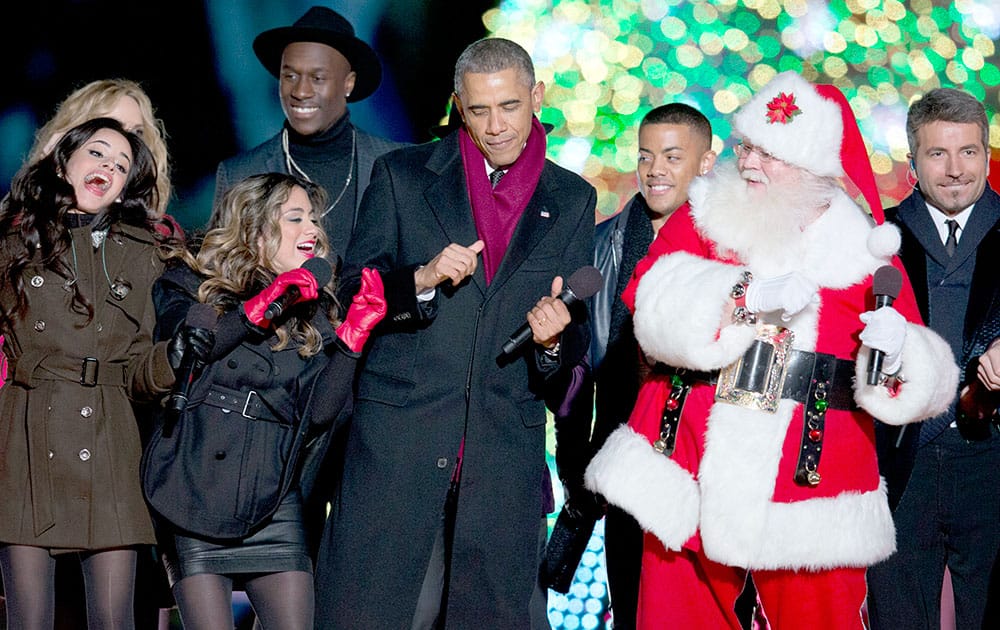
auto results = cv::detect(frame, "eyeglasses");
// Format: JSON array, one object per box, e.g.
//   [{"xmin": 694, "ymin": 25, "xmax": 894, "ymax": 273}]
[{"xmin": 733, "ymin": 141, "xmax": 778, "ymax": 163}]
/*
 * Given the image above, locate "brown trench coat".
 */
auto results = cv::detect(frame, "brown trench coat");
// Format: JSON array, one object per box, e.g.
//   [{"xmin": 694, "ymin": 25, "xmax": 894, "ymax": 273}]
[{"xmin": 0, "ymin": 222, "xmax": 174, "ymax": 551}]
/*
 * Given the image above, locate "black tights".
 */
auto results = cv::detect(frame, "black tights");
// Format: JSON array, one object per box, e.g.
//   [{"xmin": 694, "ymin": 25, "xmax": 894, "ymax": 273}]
[
  {"xmin": 0, "ymin": 544, "xmax": 137, "ymax": 630},
  {"xmin": 172, "ymin": 570, "xmax": 313, "ymax": 630}
]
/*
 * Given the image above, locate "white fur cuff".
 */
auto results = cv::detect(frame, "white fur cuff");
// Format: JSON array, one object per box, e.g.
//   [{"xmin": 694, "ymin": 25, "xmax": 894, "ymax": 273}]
[
  {"xmin": 584, "ymin": 426, "xmax": 700, "ymax": 551},
  {"xmin": 633, "ymin": 252, "xmax": 757, "ymax": 371},
  {"xmin": 854, "ymin": 322, "xmax": 958, "ymax": 425}
]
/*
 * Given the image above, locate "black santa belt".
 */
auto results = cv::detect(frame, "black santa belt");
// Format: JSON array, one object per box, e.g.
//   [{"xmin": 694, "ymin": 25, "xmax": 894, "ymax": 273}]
[{"xmin": 654, "ymin": 325, "xmax": 857, "ymax": 488}]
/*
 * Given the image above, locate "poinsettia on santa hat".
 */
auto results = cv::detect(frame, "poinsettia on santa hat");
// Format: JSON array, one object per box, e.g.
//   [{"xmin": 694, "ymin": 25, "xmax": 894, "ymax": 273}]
[{"xmin": 733, "ymin": 71, "xmax": 843, "ymax": 178}]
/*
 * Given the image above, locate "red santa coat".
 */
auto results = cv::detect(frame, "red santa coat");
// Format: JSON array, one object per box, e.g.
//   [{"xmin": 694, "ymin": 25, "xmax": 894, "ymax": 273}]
[{"xmin": 586, "ymin": 176, "xmax": 957, "ymax": 572}]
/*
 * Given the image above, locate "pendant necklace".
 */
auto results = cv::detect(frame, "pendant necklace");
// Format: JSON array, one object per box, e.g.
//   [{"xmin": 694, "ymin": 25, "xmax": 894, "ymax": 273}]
[
  {"xmin": 66, "ymin": 227, "xmax": 131, "ymax": 300},
  {"xmin": 282, "ymin": 127, "xmax": 356, "ymax": 218}
]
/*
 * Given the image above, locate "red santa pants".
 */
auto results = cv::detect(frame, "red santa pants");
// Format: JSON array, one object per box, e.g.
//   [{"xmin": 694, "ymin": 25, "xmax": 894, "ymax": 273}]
[{"xmin": 636, "ymin": 534, "xmax": 867, "ymax": 629}]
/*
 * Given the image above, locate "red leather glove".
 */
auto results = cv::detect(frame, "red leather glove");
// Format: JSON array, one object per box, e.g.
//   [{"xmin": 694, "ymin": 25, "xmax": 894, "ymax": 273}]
[
  {"xmin": 243, "ymin": 267, "xmax": 319, "ymax": 327},
  {"xmin": 336, "ymin": 268, "xmax": 387, "ymax": 353}
]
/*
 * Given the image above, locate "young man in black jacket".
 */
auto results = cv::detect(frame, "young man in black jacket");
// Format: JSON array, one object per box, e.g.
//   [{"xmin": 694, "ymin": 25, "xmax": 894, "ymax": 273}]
[{"xmin": 550, "ymin": 103, "xmax": 715, "ymax": 629}]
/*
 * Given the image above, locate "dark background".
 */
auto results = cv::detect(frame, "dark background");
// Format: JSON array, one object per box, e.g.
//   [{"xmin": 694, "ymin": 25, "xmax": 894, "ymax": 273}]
[{"xmin": 0, "ymin": 0, "xmax": 499, "ymax": 231}]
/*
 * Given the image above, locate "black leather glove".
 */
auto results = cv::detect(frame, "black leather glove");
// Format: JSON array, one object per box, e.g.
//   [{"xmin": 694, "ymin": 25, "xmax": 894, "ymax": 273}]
[
  {"xmin": 167, "ymin": 326, "xmax": 215, "ymax": 379},
  {"xmin": 561, "ymin": 480, "xmax": 606, "ymax": 521}
]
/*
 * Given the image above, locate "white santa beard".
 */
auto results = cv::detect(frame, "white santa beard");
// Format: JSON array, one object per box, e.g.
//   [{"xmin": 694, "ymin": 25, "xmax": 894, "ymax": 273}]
[{"xmin": 695, "ymin": 162, "xmax": 840, "ymax": 273}]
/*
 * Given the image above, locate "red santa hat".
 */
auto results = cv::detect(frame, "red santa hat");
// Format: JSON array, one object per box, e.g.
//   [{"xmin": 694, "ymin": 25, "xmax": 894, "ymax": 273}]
[{"xmin": 732, "ymin": 71, "xmax": 885, "ymax": 224}]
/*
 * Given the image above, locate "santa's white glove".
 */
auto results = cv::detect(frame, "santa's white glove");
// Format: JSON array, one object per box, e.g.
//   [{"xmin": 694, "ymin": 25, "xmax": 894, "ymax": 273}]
[
  {"xmin": 859, "ymin": 307, "xmax": 907, "ymax": 374},
  {"xmin": 744, "ymin": 272, "xmax": 819, "ymax": 322}
]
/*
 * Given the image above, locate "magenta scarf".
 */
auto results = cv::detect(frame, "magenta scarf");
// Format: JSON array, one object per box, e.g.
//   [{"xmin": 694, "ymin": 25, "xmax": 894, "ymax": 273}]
[{"xmin": 459, "ymin": 116, "xmax": 546, "ymax": 283}]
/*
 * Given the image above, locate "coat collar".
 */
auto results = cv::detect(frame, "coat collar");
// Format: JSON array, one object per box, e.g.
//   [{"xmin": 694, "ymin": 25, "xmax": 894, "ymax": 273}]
[
  {"xmin": 889, "ymin": 186, "xmax": 1000, "ymax": 363},
  {"xmin": 894, "ymin": 187, "xmax": 1000, "ymax": 269},
  {"xmin": 421, "ymin": 132, "xmax": 560, "ymax": 296}
]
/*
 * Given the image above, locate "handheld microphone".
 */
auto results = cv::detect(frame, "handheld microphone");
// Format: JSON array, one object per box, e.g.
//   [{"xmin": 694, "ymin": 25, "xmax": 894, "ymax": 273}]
[
  {"xmin": 166, "ymin": 303, "xmax": 218, "ymax": 415},
  {"xmin": 263, "ymin": 257, "xmax": 333, "ymax": 321},
  {"xmin": 866, "ymin": 265, "xmax": 903, "ymax": 385},
  {"xmin": 500, "ymin": 265, "xmax": 603, "ymax": 358}
]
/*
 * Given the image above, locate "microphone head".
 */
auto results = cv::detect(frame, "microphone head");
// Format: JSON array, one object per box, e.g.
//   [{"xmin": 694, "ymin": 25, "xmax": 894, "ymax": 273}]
[
  {"xmin": 872, "ymin": 265, "xmax": 903, "ymax": 299},
  {"xmin": 303, "ymin": 256, "xmax": 334, "ymax": 287},
  {"xmin": 185, "ymin": 302, "xmax": 219, "ymax": 329},
  {"xmin": 565, "ymin": 265, "xmax": 603, "ymax": 300}
]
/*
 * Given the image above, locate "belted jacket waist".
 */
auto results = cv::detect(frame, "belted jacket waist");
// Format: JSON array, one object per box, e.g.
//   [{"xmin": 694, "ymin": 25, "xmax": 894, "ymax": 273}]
[
  {"xmin": 655, "ymin": 342, "xmax": 858, "ymax": 411},
  {"xmin": 12, "ymin": 350, "xmax": 128, "ymax": 389}
]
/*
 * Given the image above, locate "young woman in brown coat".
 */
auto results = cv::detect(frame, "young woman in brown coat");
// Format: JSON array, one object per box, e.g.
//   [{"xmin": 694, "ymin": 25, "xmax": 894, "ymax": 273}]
[{"xmin": 0, "ymin": 117, "xmax": 177, "ymax": 629}]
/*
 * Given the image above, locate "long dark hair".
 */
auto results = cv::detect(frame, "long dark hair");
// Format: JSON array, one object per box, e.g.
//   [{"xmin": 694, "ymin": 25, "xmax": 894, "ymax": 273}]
[{"xmin": 0, "ymin": 117, "xmax": 161, "ymax": 330}]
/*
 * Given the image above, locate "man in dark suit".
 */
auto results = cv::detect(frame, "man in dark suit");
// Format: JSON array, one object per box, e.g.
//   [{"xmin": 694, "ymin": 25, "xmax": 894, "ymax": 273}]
[
  {"xmin": 314, "ymin": 37, "xmax": 596, "ymax": 629},
  {"xmin": 867, "ymin": 87, "xmax": 1000, "ymax": 630},
  {"xmin": 211, "ymin": 6, "xmax": 405, "ymax": 258}
]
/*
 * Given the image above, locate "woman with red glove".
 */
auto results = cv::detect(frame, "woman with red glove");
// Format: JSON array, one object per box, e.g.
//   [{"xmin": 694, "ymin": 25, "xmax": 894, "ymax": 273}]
[{"xmin": 143, "ymin": 172, "xmax": 385, "ymax": 630}]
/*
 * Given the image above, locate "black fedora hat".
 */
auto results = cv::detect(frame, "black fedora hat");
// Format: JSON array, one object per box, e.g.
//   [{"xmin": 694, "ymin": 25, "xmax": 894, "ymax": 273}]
[{"xmin": 253, "ymin": 6, "xmax": 382, "ymax": 102}]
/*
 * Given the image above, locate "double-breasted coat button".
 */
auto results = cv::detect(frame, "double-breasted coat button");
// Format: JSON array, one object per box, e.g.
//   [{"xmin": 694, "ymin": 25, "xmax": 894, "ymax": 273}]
[
  {"xmin": 436, "ymin": 457, "xmax": 449, "ymax": 469},
  {"xmin": 78, "ymin": 449, "xmax": 91, "ymax": 461},
  {"xmin": 80, "ymin": 406, "xmax": 93, "ymax": 418},
  {"xmin": 48, "ymin": 450, "xmax": 54, "ymax": 459},
  {"xmin": 30, "ymin": 275, "xmax": 44, "ymax": 288},
  {"xmin": 33, "ymin": 320, "xmax": 46, "ymax": 332}
]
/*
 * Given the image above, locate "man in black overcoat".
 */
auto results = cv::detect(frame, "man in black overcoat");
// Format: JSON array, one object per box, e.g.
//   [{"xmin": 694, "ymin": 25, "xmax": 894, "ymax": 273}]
[{"xmin": 314, "ymin": 37, "xmax": 595, "ymax": 629}]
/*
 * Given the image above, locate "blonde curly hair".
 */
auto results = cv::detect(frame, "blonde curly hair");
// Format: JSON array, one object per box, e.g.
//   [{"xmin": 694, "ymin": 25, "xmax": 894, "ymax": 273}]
[{"xmin": 30, "ymin": 78, "xmax": 172, "ymax": 216}]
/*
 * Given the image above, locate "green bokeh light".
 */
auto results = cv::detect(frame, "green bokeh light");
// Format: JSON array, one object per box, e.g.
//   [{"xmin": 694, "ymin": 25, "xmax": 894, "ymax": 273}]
[{"xmin": 490, "ymin": 0, "xmax": 999, "ymax": 229}]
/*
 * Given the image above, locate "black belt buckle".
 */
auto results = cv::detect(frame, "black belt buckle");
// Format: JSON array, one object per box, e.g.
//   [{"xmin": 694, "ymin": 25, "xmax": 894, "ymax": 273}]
[
  {"xmin": 240, "ymin": 389, "xmax": 287, "ymax": 426},
  {"xmin": 242, "ymin": 390, "xmax": 260, "ymax": 419},
  {"xmin": 80, "ymin": 357, "xmax": 99, "ymax": 387},
  {"xmin": 715, "ymin": 325, "xmax": 794, "ymax": 414}
]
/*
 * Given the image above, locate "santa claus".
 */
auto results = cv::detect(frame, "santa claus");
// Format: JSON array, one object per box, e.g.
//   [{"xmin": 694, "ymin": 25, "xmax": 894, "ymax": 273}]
[{"xmin": 585, "ymin": 72, "xmax": 958, "ymax": 629}]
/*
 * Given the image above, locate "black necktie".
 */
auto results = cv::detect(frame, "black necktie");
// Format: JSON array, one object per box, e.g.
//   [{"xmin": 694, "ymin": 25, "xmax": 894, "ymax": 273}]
[
  {"xmin": 489, "ymin": 169, "xmax": 505, "ymax": 188},
  {"xmin": 944, "ymin": 219, "xmax": 959, "ymax": 257}
]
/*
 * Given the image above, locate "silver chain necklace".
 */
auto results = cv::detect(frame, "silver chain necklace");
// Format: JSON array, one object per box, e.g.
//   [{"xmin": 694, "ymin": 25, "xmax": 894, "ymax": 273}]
[{"xmin": 282, "ymin": 127, "xmax": 356, "ymax": 218}]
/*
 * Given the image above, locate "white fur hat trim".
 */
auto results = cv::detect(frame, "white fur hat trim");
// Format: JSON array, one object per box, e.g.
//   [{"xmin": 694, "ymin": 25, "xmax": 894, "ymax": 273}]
[{"xmin": 733, "ymin": 71, "xmax": 844, "ymax": 178}]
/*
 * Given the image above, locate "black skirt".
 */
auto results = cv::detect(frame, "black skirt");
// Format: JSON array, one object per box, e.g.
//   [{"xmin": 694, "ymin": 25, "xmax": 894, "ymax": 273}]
[{"xmin": 162, "ymin": 489, "xmax": 311, "ymax": 585}]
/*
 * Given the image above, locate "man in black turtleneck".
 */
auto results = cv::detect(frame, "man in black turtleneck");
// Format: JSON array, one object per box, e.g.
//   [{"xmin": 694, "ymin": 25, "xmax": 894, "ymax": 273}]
[
  {"xmin": 210, "ymin": 7, "xmax": 405, "ymax": 568},
  {"xmin": 212, "ymin": 6, "xmax": 405, "ymax": 260}
]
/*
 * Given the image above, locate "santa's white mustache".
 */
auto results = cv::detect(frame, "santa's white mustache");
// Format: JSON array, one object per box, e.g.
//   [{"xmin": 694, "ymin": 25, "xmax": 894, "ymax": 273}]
[{"xmin": 741, "ymin": 169, "xmax": 769, "ymax": 185}]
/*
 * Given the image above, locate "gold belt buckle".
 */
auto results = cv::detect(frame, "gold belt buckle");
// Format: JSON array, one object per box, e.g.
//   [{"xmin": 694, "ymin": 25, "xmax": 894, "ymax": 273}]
[{"xmin": 715, "ymin": 324, "xmax": 795, "ymax": 414}]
